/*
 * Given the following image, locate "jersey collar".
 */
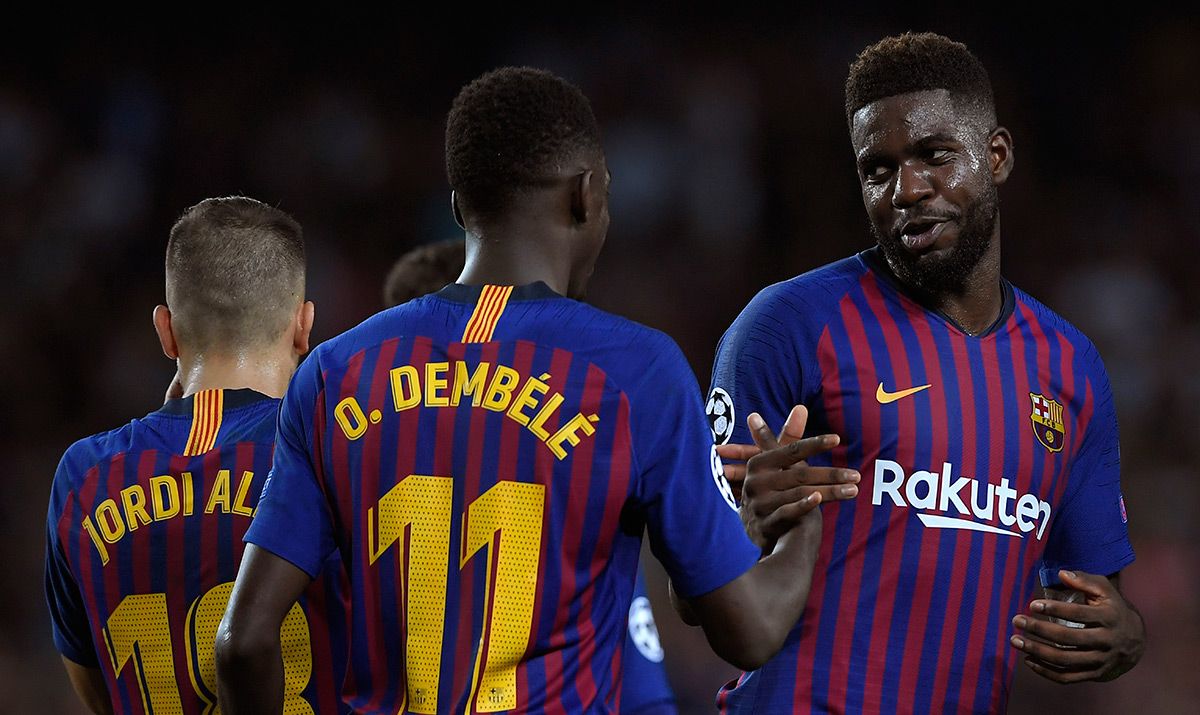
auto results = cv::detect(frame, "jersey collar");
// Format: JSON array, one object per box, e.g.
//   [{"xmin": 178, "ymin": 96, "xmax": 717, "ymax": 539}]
[
  {"xmin": 157, "ymin": 388, "xmax": 276, "ymax": 416},
  {"xmin": 434, "ymin": 281, "xmax": 563, "ymax": 304}
]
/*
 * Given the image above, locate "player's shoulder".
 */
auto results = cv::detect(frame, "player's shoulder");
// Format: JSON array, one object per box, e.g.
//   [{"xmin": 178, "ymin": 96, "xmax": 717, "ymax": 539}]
[
  {"xmin": 53, "ymin": 419, "xmax": 141, "ymax": 492},
  {"xmin": 736, "ymin": 252, "xmax": 869, "ymax": 328},
  {"xmin": 1012, "ymin": 284, "xmax": 1106, "ymax": 376}
]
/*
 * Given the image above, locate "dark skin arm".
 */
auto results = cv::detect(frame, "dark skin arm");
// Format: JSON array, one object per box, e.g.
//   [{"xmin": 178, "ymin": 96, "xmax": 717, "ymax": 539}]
[
  {"xmin": 1010, "ymin": 569, "xmax": 1144, "ymax": 683},
  {"xmin": 215, "ymin": 545, "xmax": 312, "ymax": 715},
  {"xmin": 61, "ymin": 657, "xmax": 113, "ymax": 715},
  {"xmin": 674, "ymin": 409, "xmax": 840, "ymax": 670}
]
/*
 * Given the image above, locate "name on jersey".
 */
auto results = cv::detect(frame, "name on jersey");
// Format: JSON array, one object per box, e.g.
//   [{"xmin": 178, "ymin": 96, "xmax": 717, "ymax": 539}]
[
  {"xmin": 873, "ymin": 460, "xmax": 1051, "ymax": 539},
  {"xmin": 82, "ymin": 469, "xmax": 257, "ymax": 565},
  {"xmin": 334, "ymin": 360, "xmax": 599, "ymax": 460}
]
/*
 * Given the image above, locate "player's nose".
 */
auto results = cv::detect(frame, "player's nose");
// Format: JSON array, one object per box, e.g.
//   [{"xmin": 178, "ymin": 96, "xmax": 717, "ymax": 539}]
[{"xmin": 891, "ymin": 162, "xmax": 934, "ymax": 209}]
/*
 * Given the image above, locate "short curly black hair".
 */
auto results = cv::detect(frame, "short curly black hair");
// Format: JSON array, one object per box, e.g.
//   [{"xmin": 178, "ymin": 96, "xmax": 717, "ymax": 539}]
[
  {"xmin": 446, "ymin": 67, "xmax": 601, "ymax": 222},
  {"xmin": 382, "ymin": 239, "xmax": 466, "ymax": 308},
  {"xmin": 845, "ymin": 32, "xmax": 994, "ymax": 128}
]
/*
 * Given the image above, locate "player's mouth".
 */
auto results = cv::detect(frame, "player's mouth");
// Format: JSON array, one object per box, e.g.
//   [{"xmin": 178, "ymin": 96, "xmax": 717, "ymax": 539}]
[{"xmin": 897, "ymin": 218, "xmax": 951, "ymax": 252}]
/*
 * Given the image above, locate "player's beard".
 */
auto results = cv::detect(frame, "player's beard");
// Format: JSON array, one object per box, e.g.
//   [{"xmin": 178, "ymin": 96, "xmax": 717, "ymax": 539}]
[{"xmin": 873, "ymin": 183, "xmax": 998, "ymax": 295}]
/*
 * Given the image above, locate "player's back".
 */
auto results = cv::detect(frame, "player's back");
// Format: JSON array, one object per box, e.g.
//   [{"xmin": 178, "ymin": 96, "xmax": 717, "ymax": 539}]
[
  {"xmin": 46, "ymin": 389, "xmax": 347, "ymax": 714},
  {"xmin": 249, "ymin": 282, "xmax": 752, "ymax": 714}
]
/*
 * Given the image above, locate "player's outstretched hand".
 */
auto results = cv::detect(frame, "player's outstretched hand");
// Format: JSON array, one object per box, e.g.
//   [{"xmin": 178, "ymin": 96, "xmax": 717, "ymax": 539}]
[
  {"xmin": 733, "ymin": 406, "xmax": 859, "ymax": 549},
  {"xmin": 1009, "ymin": 569, "xmax": 1145, "ymax": 683}
]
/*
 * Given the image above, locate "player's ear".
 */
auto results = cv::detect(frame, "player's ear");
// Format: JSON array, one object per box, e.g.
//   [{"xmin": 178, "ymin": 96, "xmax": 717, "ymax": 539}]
[
  {"xmin": 989, "ymin": 127, "xmax": 1014, "ymax": 185},
  {"xmin": 570, "ymin": 170, "xmax": 593, "ymax": 225},
  {"xmin": 153, "ymin": 305, "xmax": 179, "ymax": 360},
  {"xmin": 293, "ymin": 300, "xmax": 315, "ymax": 355},
  {"xmin": 451, "ymin": 191, "xmax": 466, "ymax": 230}
]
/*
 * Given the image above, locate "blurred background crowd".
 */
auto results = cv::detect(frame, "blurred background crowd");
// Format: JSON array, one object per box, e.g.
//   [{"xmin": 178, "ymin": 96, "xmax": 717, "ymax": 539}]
[{"xmin": 2, "ymin": 9, "xmax": 1196, "ymax": 713}]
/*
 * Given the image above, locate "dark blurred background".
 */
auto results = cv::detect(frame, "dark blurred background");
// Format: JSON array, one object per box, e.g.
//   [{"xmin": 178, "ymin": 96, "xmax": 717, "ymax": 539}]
[{"xmin": 2, "ymin": 9, "xmax": 1197, "ymax": 713}]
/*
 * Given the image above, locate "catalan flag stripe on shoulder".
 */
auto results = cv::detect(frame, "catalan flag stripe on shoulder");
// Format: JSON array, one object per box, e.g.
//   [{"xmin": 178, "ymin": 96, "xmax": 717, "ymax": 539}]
[{"xmin": 462, "ymin": 285, "xmax": 513, "ymax": 343}]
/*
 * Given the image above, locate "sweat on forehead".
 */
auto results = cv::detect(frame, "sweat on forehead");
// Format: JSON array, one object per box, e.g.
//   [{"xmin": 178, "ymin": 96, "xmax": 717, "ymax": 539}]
[{"xmin": 850, "ymin": 89, "xmax": 994, "ymax": 149}]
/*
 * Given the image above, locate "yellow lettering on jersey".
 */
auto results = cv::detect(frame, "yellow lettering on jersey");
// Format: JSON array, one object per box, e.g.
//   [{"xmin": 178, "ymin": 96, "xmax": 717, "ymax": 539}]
[
  {"xmin": 451, "ymin": 361, "xmax": 490, "ymax": 407},
  {"xmin": 425, "ymin": 362, "xmax": 450, "ymax": 407},
  {"xmin": 232, "ymin": 470, "xmax": 255, "ymax": 517},
  {"xmin": 377, "ymin": 358, "xmax": 599, "ymax": 459},
  {"xmin": 150, "ymin": 475, "xmax": 180, "ymax": 520},
  {"xmin": 120, "ymin": 485, "xmax": 152, "ymax": 532},
  {"xmin": 96, "ymin": 499, "xmax": 125, "ymax": 543},
  {"xmin": 204, "ymin": 469, "xmax": 231, "ymax": 514},
  {"xmin": 528, "ymin": 393, "xmax": 565, "ymax": 441},
  {"xmin": 81, "ymin": 515, "xmax": 110, "ymax": 565},
  {"xmin": 391, "ymin": 366, "xmax": 421, "ymax": 411},
  {"xmin": 507, "ymin": 373, "xmax": 550, "ymax": 427},
  {"xmin": 547, "ymin": 413, "xmax": 600, "ymax": 460},
  {"xmin": 182, "ymin": 471, "xmax": 194, "ymax": 516},
  {"xmin": 482, "ymin": 366, "xmax": 520, "ymax": 412}
]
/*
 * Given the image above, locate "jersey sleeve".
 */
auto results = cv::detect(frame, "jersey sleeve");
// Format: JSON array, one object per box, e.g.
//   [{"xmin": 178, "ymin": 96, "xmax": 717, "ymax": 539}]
[
  {"xmin": 245, "ymin": 351, "xmax": 337, "ymax": 579},
  {"xmin": 631, "ymin": 334, "xmax": 760, "ymax": 599},
  {"xmin": 1040, "ymin": 348, "xmax": 1135, "ymax": 585},
  {"xmin": 44, "ymin": 454, "xmax": 98, "ymax": 666},
  {"xmin": 707, "ymin": 282, "xmax": 814, "ymax": 449}
]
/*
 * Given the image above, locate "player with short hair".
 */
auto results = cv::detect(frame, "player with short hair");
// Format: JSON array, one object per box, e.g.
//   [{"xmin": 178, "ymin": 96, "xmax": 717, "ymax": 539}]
[
  {"xmin": 44, "ymin": 196, "xmax": 348, "ymax": 714},
  {"xmin": 710, "ymin": 33, "xmax": 1145, "ymax": 713},
  {"xmin": 216, "ymin": 67, "xmax": 840, "ymax": 714},
  {"xmin": 382, "ymin": 238, "xmax": 679, "ymax": 715}
]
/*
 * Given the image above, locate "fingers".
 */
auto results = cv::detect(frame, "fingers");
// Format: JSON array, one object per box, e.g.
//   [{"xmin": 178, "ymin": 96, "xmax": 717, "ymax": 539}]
[
  {"xmin": 1012, "ymin": 615, "xmax": 1109, "ymax": 650},
  {"xmin": 746, "ymin": 476, "xmax": 859, "ymax": 514},
  {"xmin": 778, "ymin": 405, "xmax": 809, "ymax": 445},
  {"xmin": 1009, "ymin": 632, "xmax": 1108, "ymax": 672},
  {"xmin": 747, "ymin": 413, "xmax": 779, "ymax": 451},
  {"xmin": 1023, "ymin": 657, "xmax": 1104, "ymax": 684},
  {"xmin": 715, "ymin": 443, "xmax": 761, "ymax": 461},
  {"xmin": 749, "ymin": 433, "xmax": 841, "ymax": 469},
  {"xmin": 1028, "ymin": 598, "xmax": 1110, "ymax": 628},
  {"xmin": 723, "ymin": 463, "xmax": 747, "ymax": 487},
  {"xmin": 1057, "ymin": 570, "xmax": 1113, "ymax": 599},
  {"xmin": 757, "ymin": 492, "xmax": 821, "ymax": 537}
]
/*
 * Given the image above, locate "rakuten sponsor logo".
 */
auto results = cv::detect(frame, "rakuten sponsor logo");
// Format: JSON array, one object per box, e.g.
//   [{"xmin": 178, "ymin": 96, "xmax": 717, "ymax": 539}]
[{"xmin": 873, "ymin": 459, "xmax": 1051, "ymax": 539}]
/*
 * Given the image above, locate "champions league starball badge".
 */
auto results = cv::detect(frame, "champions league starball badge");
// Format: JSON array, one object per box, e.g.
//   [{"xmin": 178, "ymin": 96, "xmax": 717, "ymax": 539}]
[{"xmin": 706, "ymin": 387, "xmax": 735, "ymax": 445}]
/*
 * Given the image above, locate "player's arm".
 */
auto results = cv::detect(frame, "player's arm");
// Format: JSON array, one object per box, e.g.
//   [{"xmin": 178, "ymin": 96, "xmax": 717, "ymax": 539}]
[
  {"xmin": 1009, "ymin": 569, "xmax": 1144, "ymax": 683},
  {"xmin": 1009, "ymin": 347, "xmax": 1142, "ymax": 682},
  {"xmin": 61, "ymin": 657, "xmax": 113, "ymax": 715},
  {"xmin": 215, "ymin": 545, "xmax": 312, "ymax": 714},
  {"xmin": 677, "ymin": 413, "xmax": 827, "ymax": 670}
]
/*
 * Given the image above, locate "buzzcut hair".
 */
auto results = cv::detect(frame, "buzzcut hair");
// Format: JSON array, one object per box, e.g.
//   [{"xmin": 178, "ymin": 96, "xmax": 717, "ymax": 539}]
[
  {"xmin": 445, "ymin": 66, "xmax": 601, "ymax": 222},
  {"xmin": 165, "ymin": 196, "xmax": 305, "ymax": 352},
  {"xmin": 382, "ymin": 239, "xmax": 466, "ymax": 308},
  {"xmin": 845, "ymin": 32, "xmax": 996, "ymax": 128}
]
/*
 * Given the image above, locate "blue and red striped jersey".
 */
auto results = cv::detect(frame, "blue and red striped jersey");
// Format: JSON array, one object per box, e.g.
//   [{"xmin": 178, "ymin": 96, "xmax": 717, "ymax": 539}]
[
  {"xmin": 45, "ymin": 388, "xmax": 348, "ymax": 714},
  {"xmin": 247, "ymin": 281, "xmax": 758, "ymax": 715},
  {"xmin": 620, "ymin": 570, "xmax": 677, "ymax": 715},
  {"xmin": 709, "ymin": 247, "xmax": 1134, "ymax": 714}
]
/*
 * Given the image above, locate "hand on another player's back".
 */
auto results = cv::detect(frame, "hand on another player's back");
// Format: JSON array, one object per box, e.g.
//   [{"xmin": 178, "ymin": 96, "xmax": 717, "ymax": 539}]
[
  {"xmin": 719, "ymin": 405, "xmax": 859, "ymax": 549},
  {"xmin": 1010, "ymin": 569, "xmax": 1145, "ymax": 683}
]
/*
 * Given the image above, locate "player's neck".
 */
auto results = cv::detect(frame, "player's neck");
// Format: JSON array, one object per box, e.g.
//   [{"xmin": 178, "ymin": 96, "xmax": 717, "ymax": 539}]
[
  {"xmin": 923, "ymin": 235, "xmax": 1004, "ymax": 336},
  {"xmin": 175, "ymin": 350, "xmax": 295, "ymax": 399},
  {"xmin": 457, "ymin": 227, "xmax": 571, "ymax": 297}
]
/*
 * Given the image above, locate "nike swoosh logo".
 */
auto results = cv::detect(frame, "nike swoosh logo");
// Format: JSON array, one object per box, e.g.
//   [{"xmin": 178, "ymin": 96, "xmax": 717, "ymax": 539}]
[{"xmin": 876, "ymin": 382, "xmax": 932, "ymax": 404}]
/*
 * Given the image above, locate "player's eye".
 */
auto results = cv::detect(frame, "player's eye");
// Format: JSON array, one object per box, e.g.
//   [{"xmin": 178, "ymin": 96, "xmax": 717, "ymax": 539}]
[
  {"xmin": 927, "ymin": 148, "xmax": 953, "ymax": 163},
  {"xmin": 863, "ymin": 164, "xmax": 892, "ymax": 184}
]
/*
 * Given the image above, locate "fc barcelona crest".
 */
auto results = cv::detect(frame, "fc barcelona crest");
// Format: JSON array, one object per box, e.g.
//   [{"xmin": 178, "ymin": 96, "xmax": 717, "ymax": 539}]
[{"xmin": 1029, "ymin": 393, "xmax": 1065, "ymax": 453}]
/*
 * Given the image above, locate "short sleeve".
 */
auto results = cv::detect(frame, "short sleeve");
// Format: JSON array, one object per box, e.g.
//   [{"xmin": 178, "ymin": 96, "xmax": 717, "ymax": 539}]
[
  {"xmin": 1040, "ymin": 350, "xmax": 1134, "ymax": 586},
  {"xmin": 620, "ymin": 569, "xmax": 677, "ymax": 714},
  {"xmin": 44, "ymin": 456, "xmax": 97, "ymax": 666},
  {"xmin": 707, "ymin": 283, "xmax": 812, "ymax": 449},
  {"xmin": 245, "ymin": 352, "xmax": 337, "ymax": 579},
  {"xmin": 632, "ymin": 335, "xmax": 760, "ymax": 599}
]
